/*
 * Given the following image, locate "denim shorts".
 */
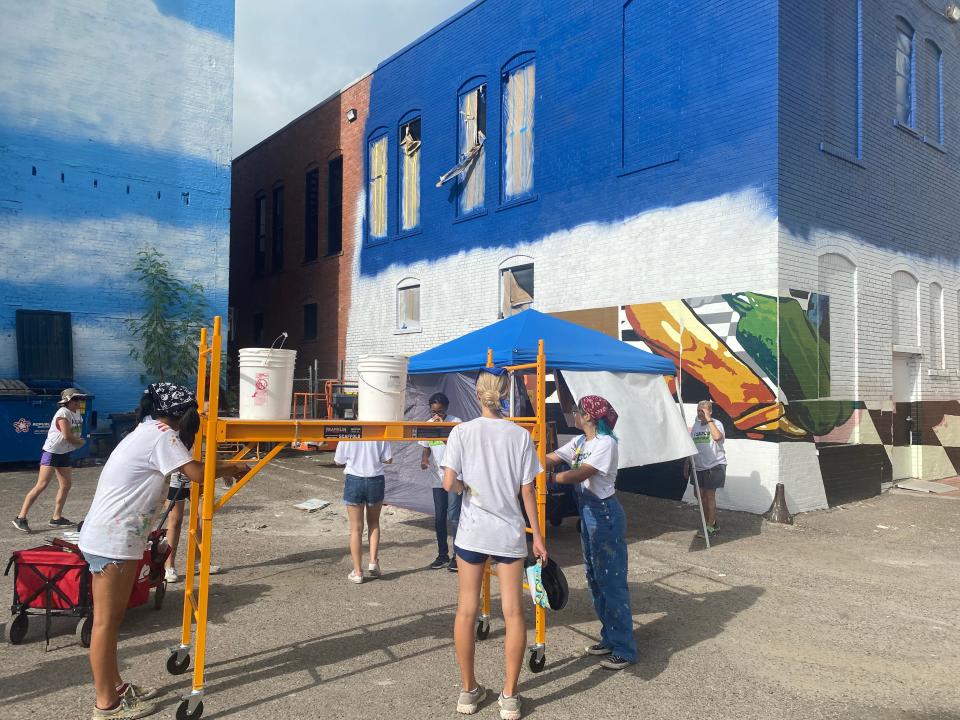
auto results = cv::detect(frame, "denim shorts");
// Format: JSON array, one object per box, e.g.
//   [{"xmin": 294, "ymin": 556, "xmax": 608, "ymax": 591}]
[
  {"xmin": 83, "ymin": 552, "xmax": 127, "ymax": 574},
  {"xmin": 40, "ymin": 451, "xmax": 72, "ymax": 468},
  {"xmin": 343, "ymin": 474, "xmax": 385, "ymax": 506},
  {"xmin": 454, "ymin": 546, "xmax": 523, "ymax": 565}
]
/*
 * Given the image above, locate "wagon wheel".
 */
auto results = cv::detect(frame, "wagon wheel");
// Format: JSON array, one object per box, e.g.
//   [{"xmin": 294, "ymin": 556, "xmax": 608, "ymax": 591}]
[
  {"xmin": 5, "ymin": 612, "xmax": 28, "ymax": 644},
  {"xmin": 75, "ymin": 615, "xmax": 93, "ymax": 647}
]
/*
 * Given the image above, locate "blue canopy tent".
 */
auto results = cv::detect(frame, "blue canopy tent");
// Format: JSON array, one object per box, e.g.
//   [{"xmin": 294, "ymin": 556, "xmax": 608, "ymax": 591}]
[
  {"xmin": 408, "ymin": 309, "xmax": 676, "ymax": 375},
  {"xmin": 383, "ymin": 309, "xmax": 698, "ymax": 517}
]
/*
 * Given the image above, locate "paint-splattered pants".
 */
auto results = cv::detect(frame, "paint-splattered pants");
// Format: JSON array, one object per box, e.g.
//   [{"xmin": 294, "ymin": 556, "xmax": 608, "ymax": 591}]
[{"xmin": 579, "ymin": 491, "xmax": 637, "ymax": 662}]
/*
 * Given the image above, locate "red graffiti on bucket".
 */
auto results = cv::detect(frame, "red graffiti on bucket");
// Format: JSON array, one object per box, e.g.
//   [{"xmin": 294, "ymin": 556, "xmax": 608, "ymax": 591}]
[{"xmin": 253, "ymin": 373, "xmax": 269, "ymax": 406}]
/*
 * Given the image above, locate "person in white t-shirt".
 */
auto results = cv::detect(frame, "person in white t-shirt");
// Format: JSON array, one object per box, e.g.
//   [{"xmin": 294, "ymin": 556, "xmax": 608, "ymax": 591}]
[
  {"xmin": 333, "ymin": 440, "xmax": 393, "ymax": 584},
  {"xmin": 78, "ymin": 383, "xmax": 247, "ymax": 720},
  {"xmin": 13, "ymin": 388, "xmax": 87, "ymax": 532},
  {"xmin": 546, "ymin": 395, "xmax": 637, "ymax": 671},
  {"xmin": 441, "ymin": 368, "xmax": 546, "ymax": 720},
  {"xmin": 419, "ymin": 392, "xmax": 463, "ymax": 572},
  {"xmin": 685, "ymin": 399, "xmax": 727, "ymax": 539}
]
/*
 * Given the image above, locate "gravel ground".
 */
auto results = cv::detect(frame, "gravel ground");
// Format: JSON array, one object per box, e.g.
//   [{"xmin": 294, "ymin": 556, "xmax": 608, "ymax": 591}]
[{"xmin": 0, "ymin": 452, "xmax": 957, "ymax": 720}]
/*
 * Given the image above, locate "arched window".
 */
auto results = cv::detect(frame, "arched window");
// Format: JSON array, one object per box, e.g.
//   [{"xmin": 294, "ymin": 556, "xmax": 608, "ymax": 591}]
[
  {"xmin": 398, "ymin": 110, "xmax": 422, "ymax": 232},
  {"xmin": 892, "ymin": 270, "xmax": 919, "ymax": 346},
  {"xmin": 501, "ymin": 53, "xmax": 535, "ymax": 202},
  {"xmin": 397, "ymin": 277, "xmax": 421, "ymax": 331},
  {"xmin": 817, "ymin": 253, "xmax": 857, "ymax": 399},
  {"xmin": 929, "ymin": 283, "xmax": 944, "ymax": 368},
  {"xmin": 499, "ymin": 256, "xmax": 534, "ymax": 318},
  {"xmin": 895, "ymin": 17, "xmax": 915, "ymax": 127},
  {"xmin": 367, "ymin": 128, "xmax": 389, "ymax": 241},
  {"xmin": 924, "ymin": 40, "xmax": 944, "ymax": 144}
]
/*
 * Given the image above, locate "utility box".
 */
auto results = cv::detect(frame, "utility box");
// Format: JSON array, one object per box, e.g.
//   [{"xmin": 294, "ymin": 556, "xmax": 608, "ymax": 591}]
[{"xmin": 0, "ymin": 380, "xmax": 95, "ymax": 464}]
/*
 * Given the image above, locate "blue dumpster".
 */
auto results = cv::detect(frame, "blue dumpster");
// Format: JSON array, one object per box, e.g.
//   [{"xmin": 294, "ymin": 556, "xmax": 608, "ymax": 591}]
[{"xmin": 0, "ymin": 380, "xmax": 95, "ymax": 464}]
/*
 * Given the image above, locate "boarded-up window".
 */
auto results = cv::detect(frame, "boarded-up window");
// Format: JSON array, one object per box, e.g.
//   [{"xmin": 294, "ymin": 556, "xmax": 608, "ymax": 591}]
[
  {"xmin": 459, "ymin": 85, "xmax": 486, "ymax": 214},
  {"xmin": 623, "ymin": 0, "xmax": 678, "ymax": 169},
  {"xmin": 368, "ymin": 135, "xmax": 388, "ymax": 239},
  {"xmin": 922, "ymin": 40, "xmax": 944, "ymax": 144},
  {"xmin": 400, "ymin": 118, "xmax": 421, "ymax": 231},
  {"xmin": 271, "ymin": 185, "xmax": 284, "ymax": 272},
  {"xmin": 502, "ymin": 62, "xmax": 535, "ymax": 201},
  {"xmin": 817, "ymin": 253, "xmax": 857, "ymax": 399},
  {"xmin": 303, "ymin": 303, "xmax": 318, "ymax": 342},
  {"xmin": 892, "ymin": 271, "xmax": 919, "ymax": 346},
  {"xmin": 304, "ymin": 168, "xmax": 319, "ymax": 262},
  {"xmin": 930, "ymin": 283, "xmax": 944, "ymax": 368},
  {"xmin": 822, "ymin": 0, "xmax": 861, "ymax": 156},
  {"xmin": 16, "ymin": 310, "xmax": 73, "ymax": 381},
  {"xmin": 501, "ymin": 265, "xmax": 534, "ymax": 318},
  {"xmin": 895, "ymin": 17, "xmax": 915, "ymax": 127},
  {"xmin": 327, "ymin": 156, "xmax": 343, "ymax": 255},
  {"xmin": 253, "ymin": 313, "xmax": 264, "ymax": 346},
  {"xmin": 254, "ymin": 194, "xmax": 266, "ymax": 274},
  {"xmin": 397, "ymin": 280, "xmax": 420, "ymax": 331}
]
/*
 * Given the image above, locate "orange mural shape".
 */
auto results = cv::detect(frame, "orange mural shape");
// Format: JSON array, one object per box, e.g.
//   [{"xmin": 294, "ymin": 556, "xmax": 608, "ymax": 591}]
[{"xmin": 624, "ymin": 302, "xmax": 793, "ymax": 434}]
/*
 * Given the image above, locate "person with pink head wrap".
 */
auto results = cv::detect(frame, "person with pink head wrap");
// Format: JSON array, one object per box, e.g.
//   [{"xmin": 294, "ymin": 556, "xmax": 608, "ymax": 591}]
[{"xmin": 546, "ymin": 395, "xmax": 637, "ymax": 670}]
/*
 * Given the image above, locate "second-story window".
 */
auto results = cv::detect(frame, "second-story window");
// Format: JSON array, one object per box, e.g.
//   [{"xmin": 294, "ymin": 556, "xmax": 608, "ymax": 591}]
[
  {"xmin": 303, "ymin": 303, "xmax": 318, "ymax": 342},
  {"xmin": 924, "ymin": 40, "xmax": 944, "ymax": 144},
  {"xmin": 368, "ymin": 133, "xmax": 388, "ymax": 240},
  {"xmin": 271, "ymin": 185, "xmax": 284, "ymax": 272},
  {"xmin": 400, "ymin": 117, "xmax": 421, "ymax": 231},
  {"xmin": 502, "ymin": 58, "xmax": 535, "ymax": 202},
  {"xmin": 304, "ymin": 168, "xmax": 319, "ymax": 262},
  {"xmin": 327, "ymin": 155, "xmax": 343, "ymax": 255},
  {"xmin": 895, "ymin": 17, "xmax": 915, "ymax": 127},
  {"xmin": 459, "ymin": 84, "xmax": 486, "ymax": 214},
  {"xmin": 254, "ymin": 194, "xmax": 266, "ymax": 275}
]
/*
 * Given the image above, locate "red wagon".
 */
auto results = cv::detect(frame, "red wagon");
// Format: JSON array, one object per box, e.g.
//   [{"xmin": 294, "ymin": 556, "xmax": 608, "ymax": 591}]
[{"xmin": 4, "ymin": 529, "xmax": 170, "ymax": 648}]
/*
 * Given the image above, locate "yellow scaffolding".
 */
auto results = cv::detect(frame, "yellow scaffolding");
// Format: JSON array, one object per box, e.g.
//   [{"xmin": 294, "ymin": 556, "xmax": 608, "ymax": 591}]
[{"xmin": 167, "ymin": 317, "xmax": 549, "ymax": 720}]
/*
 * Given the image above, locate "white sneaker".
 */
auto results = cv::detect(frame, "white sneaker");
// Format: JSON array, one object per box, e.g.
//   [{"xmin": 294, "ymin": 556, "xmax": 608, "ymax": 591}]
[
  {"xmin": 367, "ymin": 561, "xmax": 381, "ymax": 577},
  {"xmin": 195, "ymin": 564, "xmax": 221, "ymax": 575},
  {"xmin": 348, "ymin": 570, "xmax": 364, "ymax": 584},
  {"xmin": 164, "ymin": 567, "xmax": 178, "ymax": 583}
]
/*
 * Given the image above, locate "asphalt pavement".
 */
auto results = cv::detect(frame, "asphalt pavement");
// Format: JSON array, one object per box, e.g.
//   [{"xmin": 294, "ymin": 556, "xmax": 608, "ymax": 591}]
[{"xmin": 0, "ymin": 453, "xmax": 957, "ymax": 720}]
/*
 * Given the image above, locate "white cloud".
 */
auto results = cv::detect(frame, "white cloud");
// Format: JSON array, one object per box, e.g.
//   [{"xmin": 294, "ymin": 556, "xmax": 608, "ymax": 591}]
[
  {"xmin": 0, "ymin": 213, "xmax": 228, "ymax": 299},
  {"xmin": 0, "ymin": 0, "xmax": 234, "ymax": 164},
  {"xmin": 233, "ymin": 0, "xmax": 473, "ymax": 155}
]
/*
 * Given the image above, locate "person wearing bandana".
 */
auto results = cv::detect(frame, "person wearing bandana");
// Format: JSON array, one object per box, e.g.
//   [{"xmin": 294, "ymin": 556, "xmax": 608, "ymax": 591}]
[
  {"xmin": 78, "ymin": 384, "xmax": 247, "ymax": 720},
  {"xmin": 546, "ymin": 395, "xmax": 637, "ymax": 670}
]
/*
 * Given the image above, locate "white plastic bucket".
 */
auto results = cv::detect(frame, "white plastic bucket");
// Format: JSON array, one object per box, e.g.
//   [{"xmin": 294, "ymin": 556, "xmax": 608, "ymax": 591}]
[
  {"xmin": 238, "ymin": 348, "xmax": 298, "ymax": 420},
  {"xmin": 357, "ymin": 354, "xmax": 408, "ymax": 421}
]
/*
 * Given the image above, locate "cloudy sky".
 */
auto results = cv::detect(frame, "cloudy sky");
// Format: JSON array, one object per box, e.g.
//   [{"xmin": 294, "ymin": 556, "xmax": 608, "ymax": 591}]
[{"xmin": 233, "ymin": 0, "xmax": 474, "ymax": 156}]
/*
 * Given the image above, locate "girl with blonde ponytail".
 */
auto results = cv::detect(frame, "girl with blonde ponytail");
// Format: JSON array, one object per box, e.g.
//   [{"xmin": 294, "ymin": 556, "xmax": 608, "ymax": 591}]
[{"xmin": 441, "ymin": 368, "xmax": 547, "ymax": 720}]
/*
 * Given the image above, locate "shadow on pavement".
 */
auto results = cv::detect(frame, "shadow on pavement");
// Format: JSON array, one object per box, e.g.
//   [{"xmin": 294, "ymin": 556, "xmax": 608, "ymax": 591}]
[{"xmin": 198, "ymin": 603, "xmax": 457, "ymax": 718}]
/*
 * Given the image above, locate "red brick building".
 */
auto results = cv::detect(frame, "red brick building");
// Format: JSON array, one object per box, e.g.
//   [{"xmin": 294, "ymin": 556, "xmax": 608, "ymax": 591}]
[{"xmin": 229, "ymin": 76, "xmax": 369, "ymax": 381}]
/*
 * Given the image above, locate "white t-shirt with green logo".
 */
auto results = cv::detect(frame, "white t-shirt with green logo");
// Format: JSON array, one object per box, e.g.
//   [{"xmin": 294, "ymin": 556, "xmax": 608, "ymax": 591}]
[
  {"xmin": 419, "ymin": 415, "xmax": 461, "ymax": 489},
  {"xmin": 555, "ymin": 434, "xmax": 618, "ymax": 500},
  {"xmin": 43, "ymin": 407, "xmax": 83, "ymax": 454},
  {"xmin": 691, "ymin": 419, "xmax": 726, "ymax": 471}
]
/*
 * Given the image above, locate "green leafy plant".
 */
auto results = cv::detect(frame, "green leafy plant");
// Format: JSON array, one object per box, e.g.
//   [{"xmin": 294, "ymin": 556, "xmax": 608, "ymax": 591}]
[{"xmin": 126, "ymin": 247, "xmax": 209, "ymax": 385}]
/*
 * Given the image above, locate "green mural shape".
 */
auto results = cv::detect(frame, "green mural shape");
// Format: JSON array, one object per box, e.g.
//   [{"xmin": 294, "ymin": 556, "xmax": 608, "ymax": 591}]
[
  {"xmin": 724, "ymin": 292, "xmax": 854, "ymax": 436},
  {"xmin": 722, "ymin": 292, "xmax": 778, "ymax": 382}
]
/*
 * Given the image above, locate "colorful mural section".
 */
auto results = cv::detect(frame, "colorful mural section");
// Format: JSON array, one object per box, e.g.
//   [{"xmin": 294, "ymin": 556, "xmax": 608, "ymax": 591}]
[{"xmin": 616, "ymin": 291, "xmax": 960, "ymax": 507}]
